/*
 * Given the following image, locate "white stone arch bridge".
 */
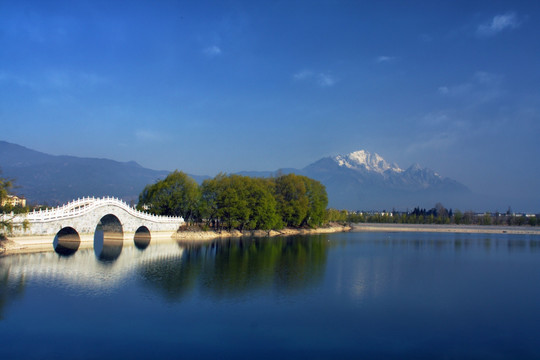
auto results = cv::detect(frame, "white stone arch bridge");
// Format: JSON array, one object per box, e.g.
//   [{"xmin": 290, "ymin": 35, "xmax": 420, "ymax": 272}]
[{"xmin": 4, "ymin": 196, "xmax": 184, "ymax": 253}]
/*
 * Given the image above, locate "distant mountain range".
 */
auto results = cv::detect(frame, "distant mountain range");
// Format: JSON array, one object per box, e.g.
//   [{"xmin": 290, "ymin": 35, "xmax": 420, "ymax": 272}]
[
  {"xmin": 0, "ymin": 141, "xmax": 206, "ymax": 206},
  {"xmin": 1, "ymin": 140, "xmax": 472, "ymax": 210},
  {"xmin": 298, "ymin": 150, "xmax": 470, "ymax": 210}
]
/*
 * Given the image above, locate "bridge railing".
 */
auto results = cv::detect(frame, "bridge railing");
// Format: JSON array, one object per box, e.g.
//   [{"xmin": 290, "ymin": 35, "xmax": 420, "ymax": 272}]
[{"xmin": 23, "ymin": 196, "xmax": 183, "ymax": 223}]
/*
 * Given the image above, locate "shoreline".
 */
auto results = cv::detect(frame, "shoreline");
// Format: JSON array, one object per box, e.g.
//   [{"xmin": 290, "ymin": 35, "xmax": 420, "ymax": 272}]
[
  {"xmin": 0, "ymin": 224, "xmax": 352, "ymax": 256},
  {"xmin": 352, "ymin": 223, "xmax": 540, "ymax": 235},
  {"xmin": 172, "ymin": 224, "xmax": 352, "ymax": 241},
  {"xmin": 4, "ymin": 222, "xmax": 540, "ymax": 255}
]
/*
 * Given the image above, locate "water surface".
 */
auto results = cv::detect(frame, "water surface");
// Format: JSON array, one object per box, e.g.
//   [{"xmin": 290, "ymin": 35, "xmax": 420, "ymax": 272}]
[{"xmin": 1, "ymin": 232, "xmax": 540, "ymax": 359}]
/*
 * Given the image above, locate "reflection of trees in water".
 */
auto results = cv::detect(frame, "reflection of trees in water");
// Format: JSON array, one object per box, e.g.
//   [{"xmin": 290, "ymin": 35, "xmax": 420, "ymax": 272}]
[
  {"xmin": 138, "ymin": 248, "xmax": 203, "ymax": 301},
  {"xmin": 0, "ymin": 265, "xmax": 26, "ymax": 320},
  {"xmin": 139, "ymin": 235, "xmax": 330, "ymax": 301}
]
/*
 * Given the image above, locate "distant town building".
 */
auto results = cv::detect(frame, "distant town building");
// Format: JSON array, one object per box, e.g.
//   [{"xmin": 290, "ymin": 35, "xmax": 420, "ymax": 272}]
[{"xmin": 1, "ymin": 194, "xmax": 26, "ymax": 207}]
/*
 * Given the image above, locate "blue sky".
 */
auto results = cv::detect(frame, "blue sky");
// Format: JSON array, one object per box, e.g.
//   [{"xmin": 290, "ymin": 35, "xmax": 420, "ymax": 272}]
[{"xmin": 1, "ymin": 0, "xmax": 539, "ymax": 205}]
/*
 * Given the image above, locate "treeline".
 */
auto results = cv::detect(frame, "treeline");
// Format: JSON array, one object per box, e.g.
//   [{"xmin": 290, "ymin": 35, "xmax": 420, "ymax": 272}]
[
  {"xmin": 137, "ymin": 171, "xmax": 328, "ymax": 230},
  {"xmin": 331, "ymin": 203, "xmax": 539, "ymax": 227}
]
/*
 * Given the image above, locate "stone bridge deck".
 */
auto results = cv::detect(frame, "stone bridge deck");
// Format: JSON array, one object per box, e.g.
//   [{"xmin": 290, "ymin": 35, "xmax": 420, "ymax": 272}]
[{"xmin": 1, "ymin": 196, "xmax": 185, "ymax": 253}]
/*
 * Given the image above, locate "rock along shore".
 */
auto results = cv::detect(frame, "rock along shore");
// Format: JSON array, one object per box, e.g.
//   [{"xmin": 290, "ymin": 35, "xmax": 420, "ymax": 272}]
[{"xmin": 172, "ymin": 223, "xmax": 352, "ymax": 241}]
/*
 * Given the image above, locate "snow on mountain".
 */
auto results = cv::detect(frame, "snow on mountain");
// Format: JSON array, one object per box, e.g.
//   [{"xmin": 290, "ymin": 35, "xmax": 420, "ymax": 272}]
[
  {"xmin": 333, "ymin": 150, "xmax": 402, "ymax": 174},
  {"xmin": 302, "ymin": 149, "xmax": 471, "ymax": 210}
]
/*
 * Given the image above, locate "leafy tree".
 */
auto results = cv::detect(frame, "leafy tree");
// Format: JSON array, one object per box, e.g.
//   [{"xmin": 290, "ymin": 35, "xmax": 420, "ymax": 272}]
[
  {"xmin": 326, "ymin": 208, "xmax": 348, "ymax": 223},
  {"xmin": 453, "ymin": 210, "xmax": 463, "ymax": 225},
  {"xmin": 200, "ymin": 173, "xmax": 224, "ymax": 228},
  {"xmin": 434, "ymin": 202, "xmax": 449, "ymax": 224},
  {"xmin": 273, "ymin": 174, "xmax": 309, "ymax": 227},
  {"xmin": 140, "ymin": 171, "xmax": 328, "ymax": 231},
  {"xmin": 137, "ymin": 170, "xmax": 201, "ymax": 222},
  {"xmin": 463, "ymin": 211, "xmax": 474, "ymax": 225},
  {"xmin": 481, "ymin": 213, "xmax": 492, "ymax": 225},
  {"xmin": 303, "ymin": 177, "xmax": 328, "ymax": 227},
  {"xmin": 0, "ymin": 169, "xmax": 21, "ymax": 237},
  {"xmin": 216, "ymin": 176, "xmax": 250, "ymax": 230},
  {"xmin": 245, "ymin": 178, "xmax": 280, "ymax": 230},
  {"xmin": 201, "ymin": 175, "xmax": 280, "ymax": 230},
  {"xmin": 0, "ymin": 169, "xmax": 12, "ymax": 206}
]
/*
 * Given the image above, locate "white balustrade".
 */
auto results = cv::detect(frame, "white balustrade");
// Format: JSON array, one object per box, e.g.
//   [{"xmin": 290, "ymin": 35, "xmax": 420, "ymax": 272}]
[{"xmin": 23, "ymin": 196, "xmax": 183, "ymax": 224}]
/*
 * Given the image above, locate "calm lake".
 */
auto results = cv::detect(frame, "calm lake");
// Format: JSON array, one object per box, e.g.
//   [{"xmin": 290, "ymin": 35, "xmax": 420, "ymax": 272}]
[{"xmin": 1, "ymin": 231, "xmax": 540, "ymax": 359}]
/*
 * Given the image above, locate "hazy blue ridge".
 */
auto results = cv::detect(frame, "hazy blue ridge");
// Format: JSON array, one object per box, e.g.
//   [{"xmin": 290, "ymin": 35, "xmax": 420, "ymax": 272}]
[
  {"xmin": 0, "ymin": 141, "xmax": 191, "ymax": 205},
  {"xmin": 1, "ymin": 140, "xmax": 533, "ymax": 211}
]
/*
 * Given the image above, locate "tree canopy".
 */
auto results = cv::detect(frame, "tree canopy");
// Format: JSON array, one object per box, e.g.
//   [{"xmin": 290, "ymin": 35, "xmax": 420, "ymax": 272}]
[
  {"xmin": 200, "ymin": 175, "xmax": 280, "ymax": 230},
  {"xmin": 137, "ymin": 171, "xmax": 329, "ymax": 231},
  {"xmin": 0, "ymin": 169, "xmax": 13, "ymax": 207},
  {"xmin": 137, "ymin": 170, "xmax": 201, "ymax": 222},
  {"xmin": 1, "ymin": 169, "xmax": 19, "ymax": 236}
]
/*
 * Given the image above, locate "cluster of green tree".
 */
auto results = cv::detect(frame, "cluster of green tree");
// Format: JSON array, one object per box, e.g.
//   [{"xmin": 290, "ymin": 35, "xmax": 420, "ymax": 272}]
[
  {"xmin": 0, "ymin": 204, "xmax": 29, "ymax": 215},
  {"xmin": 345, "ymin": 203, "xmax": 539, "ymax": 227},
  {"xmin": 1, "ymin": 170, "xmax": 32, "ymax": 239},
  {"xmin": 325, "ymin": 208, "xmax": 349, "ymax": 223},
  {"xmin": 137, "ymin": 171, "xmax": 328, "ymax": 230},
  {"xmin": 0, "ymin": 170, "xmax": 29, "ymax": 214},
  {"xmin": 1, "ymin": 170, "xmax": 15, "ymax": 237},
  {"xmin": 0, "ymin": 171, "xmax": 11, "ymax": 205}
]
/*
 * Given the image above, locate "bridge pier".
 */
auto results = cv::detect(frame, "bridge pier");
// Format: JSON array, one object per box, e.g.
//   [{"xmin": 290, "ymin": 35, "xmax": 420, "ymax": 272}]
[
  {"xmin": 5, "ymin": 230, "xmax": 180, "ymax": 254},
  {"xmin": 3, "ymin": 196, "xmax": 184, "ymax": 255}
]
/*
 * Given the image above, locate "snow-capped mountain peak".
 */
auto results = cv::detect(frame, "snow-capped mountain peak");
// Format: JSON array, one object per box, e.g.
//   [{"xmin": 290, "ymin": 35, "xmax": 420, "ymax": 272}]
[{"xmin": 333, "ymin": 150, "xmax": 403, "ymax": 174}]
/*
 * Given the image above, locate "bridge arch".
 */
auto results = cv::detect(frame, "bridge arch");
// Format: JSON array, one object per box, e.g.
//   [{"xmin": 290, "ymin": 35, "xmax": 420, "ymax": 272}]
[
  {"xmin": 8, "ymin": 196, "xmax": 184, "ymax": 253},
  {"xmin": 53, "ymin": 227, "xmax": 80, "ymax": 256},
  {"xmin": 134, "ymin": 226, "xmax": 151, "ymax": 250},
  {"xmin": 94, "ymin": 214, "xmax": 124, "ymax": 262}
]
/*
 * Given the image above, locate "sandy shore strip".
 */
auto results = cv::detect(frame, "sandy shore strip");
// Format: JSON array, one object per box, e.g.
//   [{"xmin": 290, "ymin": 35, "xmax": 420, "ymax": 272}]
[{"xmin": 352, "ymin": 223, "xmax": 540, "ymax": 235}]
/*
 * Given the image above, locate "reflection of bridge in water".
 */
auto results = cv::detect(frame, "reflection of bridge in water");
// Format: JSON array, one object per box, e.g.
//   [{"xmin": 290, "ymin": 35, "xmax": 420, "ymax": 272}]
[
  {"xmin": 3, "ymin": 196, "xmax": 184, "ymax": 255},
  {"xmin": 1, "ymin": 236, "xmax": 331, "ymax": 303},
  {"xmin": 1, "ymin": 242, "xmax": 185, "ymax": 289}
]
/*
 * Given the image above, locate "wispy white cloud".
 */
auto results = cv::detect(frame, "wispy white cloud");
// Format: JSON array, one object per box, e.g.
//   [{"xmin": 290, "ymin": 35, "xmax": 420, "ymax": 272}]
[
  {"xmin": 1, "ymin": 70, "xmax": 108, "ymax": 91},
  {"xmin": 423, "ymin": 111, "xmax": 451, "ymax": 126},
  {"xmin": 46, "ymin": 71, "xmax": 71, "ymax": 89},
  {"xmin": 437, "ymin": 86, "xmax": 449, "ymax": 95},
  {"xmin": 317, "ymin": 73, "xmax": 337, "ymax": 87},
  {"xmin": 406, "ymin": 111, "xmax": 471, "ymax": 154},
  {"xmin": 293, "ymin": 70, "xmax": 337, "ymax": 88},
  {"xmin": 417, "ymin": 70, "xmax": 518, "ymax": 156},
  {"xmin": 438, "ymin": 71, "xmax": 503, "ymax": 102},
  {"xmin": 0, "ymin": 71, "xmax": 36, "ymax": 88},
  {"xmin": 293, "ymin": 70, "xmax": 313, "ymax": 80},
  {"xmin": 476, "ymin": 12, "xmax": 520, "ymax": 37},
  {"xmin": 203, "ymin": 45, "xmax": 222, "ymax": 57},
  {"xmin": 135, "ymin": 130, "xmax": 166, "ymax": 142},
  {"xmin": 406, "ymin": 132, "xmax": 458, "ymax": 153},
  {"xmin": 375, "ymin": 56, "xmax": 395, "ymax": 63},
  {"xmin": 2, "ymin": 9, "xmax": 80, "ymax": 44},
  {"xmin": 42, "ymin": 70, "xmax": 110, "ymax": 91},
  {"xmin": 79, "ymin": 72, "xmax": 108, "ymax": 86}
]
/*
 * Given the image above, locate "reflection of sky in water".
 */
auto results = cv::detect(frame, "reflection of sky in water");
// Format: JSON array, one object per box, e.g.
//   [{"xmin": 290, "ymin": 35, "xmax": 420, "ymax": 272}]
[
  {"xmin": 328, "ymin": 232, "xmax": 540, "ymax": 304},
  {"xmin": 1, "ymin": 232, "xmax": 540, "ymax": 359}
]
